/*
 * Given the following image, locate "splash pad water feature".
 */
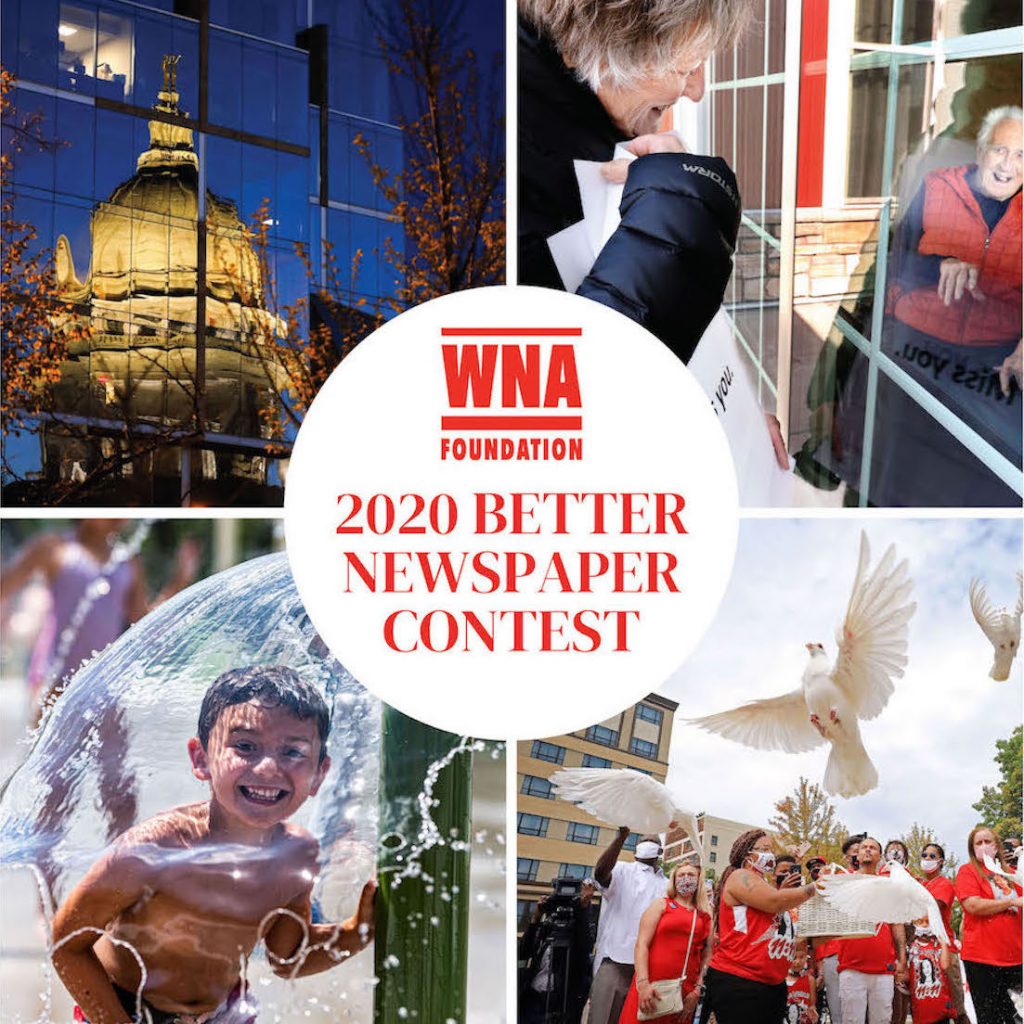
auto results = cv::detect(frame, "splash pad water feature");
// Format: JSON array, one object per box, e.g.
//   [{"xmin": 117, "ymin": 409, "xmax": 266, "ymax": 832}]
[{"xmin": 0, "ymin": 552, "xmax": 489, "ymax": 1023}]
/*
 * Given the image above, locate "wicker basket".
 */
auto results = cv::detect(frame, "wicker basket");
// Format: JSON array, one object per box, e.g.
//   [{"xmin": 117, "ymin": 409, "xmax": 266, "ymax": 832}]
[{"xmin": 795, "ymin": 890, "xmax": 878, "ymax": 938}]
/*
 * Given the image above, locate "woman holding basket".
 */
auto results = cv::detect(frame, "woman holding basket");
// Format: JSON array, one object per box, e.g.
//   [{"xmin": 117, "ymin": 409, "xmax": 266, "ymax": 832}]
[{"xmin": 702, "ymin": 830, "xmax": 817, "ymax": 1024}]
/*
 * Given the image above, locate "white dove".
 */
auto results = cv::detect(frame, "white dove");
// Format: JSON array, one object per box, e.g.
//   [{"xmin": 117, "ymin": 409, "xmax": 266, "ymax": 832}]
[
  {"xmin": 969, "ymin": 574, "xmax": 1022, "ymax": 681},
  {"xmin": 549, "ymin": 767, "xmax": 702, "ymax": 863},
  {"xmin": 689, "ymin": 532, "xmax": 915, "ymax": 799},
  {"xmin": 984, "ymin": 852, "xmax": 1024, "ymax": 888},
  {"xmin": 818, "ymin": 862, "xmax": 949, "ymax": 945}
]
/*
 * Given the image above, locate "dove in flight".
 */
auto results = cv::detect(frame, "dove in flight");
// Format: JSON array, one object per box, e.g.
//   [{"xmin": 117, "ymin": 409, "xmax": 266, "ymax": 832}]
[
  {"xmin": 818, "ymin": 862, "xmax": 949, "ymax": 945},
  {"xmin": 549, "ymin": 767, "xmax": 702, "ymax": 863},
  {"xmin": 689, "ymin": 532, "xmax": 915, "ymax": 799},
  {"xmin": 969, "ymin": 574, "xmax": 1022, "ymax": 681},
  {"xmin": 984, "ymin": 852, "xmax": 1024, "ymax": 888}
]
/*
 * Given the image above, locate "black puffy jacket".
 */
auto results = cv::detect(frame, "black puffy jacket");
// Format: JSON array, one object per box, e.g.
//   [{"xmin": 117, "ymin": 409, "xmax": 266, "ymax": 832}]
[{"xmin": 518, "ymin": 18, "xmax": 742, "ymax": 363}]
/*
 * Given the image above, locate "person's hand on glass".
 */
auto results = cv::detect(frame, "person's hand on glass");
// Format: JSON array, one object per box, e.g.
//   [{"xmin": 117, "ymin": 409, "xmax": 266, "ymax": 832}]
[
  {"xmin": 765, "ymin": 414, "xmax": 789, "ymax": 469},
  {"xmin": 937, "ymin": 258, "xmax": 984, "ymax": 305},
  {"xmin": 601, "ymin": 132, "xmax": 687, "ymax": 184},
  {"xmin": 996, "ymin": 339, "xmax": 1022, "ymax": 397}
]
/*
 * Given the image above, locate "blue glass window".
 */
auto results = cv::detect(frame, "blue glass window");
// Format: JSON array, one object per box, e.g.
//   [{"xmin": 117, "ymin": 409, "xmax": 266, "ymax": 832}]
[
  {"xmin": 566, "ymin": 822, "xmax": 599, "ymax": 845},
  {"xmin": 520, "ymin": 775, "xmax": 553, "ymax": 799},
  {"xmin": 557, "ymin": 863, "xmax": 590, "ymax": 880},
  {"xmin": 517, "ymin": 813, "xmax": 548, "ymax": 837},
  {"xmin": 531, "ymin": 740, "xmax": 565, "ymax": 764},
  {"xmin": 630, "ymin": 737, "xmax": 658, "ymax": 759},
  {"xmin": 585, "ymin": 725, "xmax": 619, "ymax": 747},
  {"xmin": 517, "ymin": 858, "xmax": 540, "ymax": 882},
  {"xmin": 636, "ymin": 704, "xmax": 663, "ymax": 725},
  {"xmin": 582, "ymin": 754, "xmax": 612, "ymax": 768}
]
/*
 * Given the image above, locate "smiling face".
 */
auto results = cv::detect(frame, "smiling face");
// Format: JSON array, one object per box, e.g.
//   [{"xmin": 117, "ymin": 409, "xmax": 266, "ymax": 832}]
[
  {"xmin": 189, "ymin": 699, "xmax": 330, "ymax": 839},
  {"xmin": 595, "ymin": 55, "xmax": 707, "ymax": 137},
  {"xmin": 977, "ymin": 117, "xmax": 1023, "ymax": 201}
]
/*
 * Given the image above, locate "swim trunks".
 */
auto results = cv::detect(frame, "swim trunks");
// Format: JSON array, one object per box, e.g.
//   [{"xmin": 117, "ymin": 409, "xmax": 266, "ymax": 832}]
[{"xmin": 74, "ymin": 981, "xmax": 258, "ymax": 1023}]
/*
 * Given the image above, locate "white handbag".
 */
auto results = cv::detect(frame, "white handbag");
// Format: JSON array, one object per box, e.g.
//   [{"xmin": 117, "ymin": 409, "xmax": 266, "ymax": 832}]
[{"xmin": 637, "ymin": 902, "xmax": 699, "ymax": 1021}]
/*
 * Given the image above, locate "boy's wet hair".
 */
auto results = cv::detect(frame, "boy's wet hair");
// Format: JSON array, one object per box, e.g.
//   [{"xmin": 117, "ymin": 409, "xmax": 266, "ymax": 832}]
[{"xmin": 198, "ymin": 666, "xmax": 331, "ymax": 762}]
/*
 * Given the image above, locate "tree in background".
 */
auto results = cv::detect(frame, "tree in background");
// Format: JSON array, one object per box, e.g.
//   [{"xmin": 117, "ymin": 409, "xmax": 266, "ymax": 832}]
[
  {"xmin": 769, "ymin": 776, "xmax": 847, "ymax": 865},
  {"xmin": 972, "ymin": 725, "xmax": 1023, "ymax": 840},
  {"xmin": 357, "ymin": 0, "xmax": 504, "ymax": 307},
  {"xmin": 0, "ymin": 68, "xmax": 86, "ymax": 443}
]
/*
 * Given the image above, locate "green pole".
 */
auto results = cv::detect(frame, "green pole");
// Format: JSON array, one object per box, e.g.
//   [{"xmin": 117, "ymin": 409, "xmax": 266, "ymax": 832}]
[{"xmin": 375, "ymin": 706, "xmax": 473, "ymax": 1023}]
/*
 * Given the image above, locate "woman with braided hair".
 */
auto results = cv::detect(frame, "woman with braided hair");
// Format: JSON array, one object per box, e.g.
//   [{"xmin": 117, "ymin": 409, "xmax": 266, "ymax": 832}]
[{"xmin": 702, "ymin": 829, "xmax": 817, "ymax": 1023}]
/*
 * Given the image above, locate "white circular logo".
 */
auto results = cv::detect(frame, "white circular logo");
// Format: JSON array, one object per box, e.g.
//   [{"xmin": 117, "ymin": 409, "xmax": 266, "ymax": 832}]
[{"xmin": 285, "ymin": 286, "xmax": 738, "ymax": 738}]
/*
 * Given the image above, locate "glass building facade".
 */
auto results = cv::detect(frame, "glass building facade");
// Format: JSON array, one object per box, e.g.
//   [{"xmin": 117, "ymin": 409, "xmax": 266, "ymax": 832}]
[
  {"xmin": 2, "ymin": 0, "xmax": 407, "ymax": 504},
  {"xmin": 687, "ymin": 0, "xmax": 1022, "ymax": 507}
]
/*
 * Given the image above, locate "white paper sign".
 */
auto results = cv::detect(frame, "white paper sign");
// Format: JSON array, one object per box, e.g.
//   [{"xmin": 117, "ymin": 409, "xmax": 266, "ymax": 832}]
[{"xmin": 546, "ymin": 144, "xmax": 795, "ymax": 506}]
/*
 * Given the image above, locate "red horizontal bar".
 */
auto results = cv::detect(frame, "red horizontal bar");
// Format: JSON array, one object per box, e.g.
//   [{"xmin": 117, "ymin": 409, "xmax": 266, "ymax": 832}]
[
  {"xmin": 439, "ymin": 327, "xmax": 582, "ymax": 337},
  {"xmin": 441, "ymin": 415, "xmax": 583, "ymax": 430}
]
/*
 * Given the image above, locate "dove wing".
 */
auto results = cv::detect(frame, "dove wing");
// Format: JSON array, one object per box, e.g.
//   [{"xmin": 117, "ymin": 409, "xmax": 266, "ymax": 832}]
[
  {"xmin": 832, "ymin": 533, "xmax": 915, "ymax": 720},
  {"xmin": 671, "ymin": 806, "xmax": 704, "ymax": 867},
  {"xmin": 689, "ymin": 690, "xmax": 823, "ymax": 753},
  {"xmin": 820, "ymin": 870, "xmax": 944, "ymax": 941},
  {"xmin": 970, "ymin": 579, "xmax": 1005, "ymax": 644},
  {"xmin": 1015, "ymin": 572, "xmax": 1022, "ymax": 622},
  {"xmin": 549, "ymin": 768, "xmax": 673, "ymax": 834}
]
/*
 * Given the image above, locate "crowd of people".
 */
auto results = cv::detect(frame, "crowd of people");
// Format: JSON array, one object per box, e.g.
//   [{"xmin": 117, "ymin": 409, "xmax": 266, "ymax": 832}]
[{"xmin": 519, "ymin": 826, "xmax": 1023, "ymax": 1024}]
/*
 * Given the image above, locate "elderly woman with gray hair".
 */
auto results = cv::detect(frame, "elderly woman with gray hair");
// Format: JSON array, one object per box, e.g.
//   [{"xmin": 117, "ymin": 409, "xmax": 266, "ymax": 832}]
[{"xmin": 518, "ymin": 0, "xmax": 757, "ymax": 365}]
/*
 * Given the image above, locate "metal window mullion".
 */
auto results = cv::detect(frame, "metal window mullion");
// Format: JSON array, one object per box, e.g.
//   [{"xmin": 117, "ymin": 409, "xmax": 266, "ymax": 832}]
[
  {"xmin": 775, "ymin": 0, "xmax": 802, "ymax": 440},
  {"xmin": 740, "ymin": 213, "xmax": 783, "ymax": 250},
  {"xmin": 855, "ymin": 0, "xmax": 905, "ymax": 507},
  {"xmin": 757, "ymin": 0, "xmax": 771, "ymax": 406},
  {"xmin": 726, "ymin": 314, "xmax": 779, "ymax": 399},
  {"xmin": 830, "ymin": 318, "xmax": 1023, "ymax": 495}
]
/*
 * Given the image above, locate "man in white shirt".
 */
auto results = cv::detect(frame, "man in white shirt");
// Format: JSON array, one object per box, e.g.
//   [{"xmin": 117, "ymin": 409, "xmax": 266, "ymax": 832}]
[{"xmin": 588, "ymin": 827, "xmax": 667, "ymax": 1024}]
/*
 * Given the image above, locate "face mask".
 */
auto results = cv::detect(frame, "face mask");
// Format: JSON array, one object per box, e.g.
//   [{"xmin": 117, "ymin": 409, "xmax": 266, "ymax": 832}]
[
  {"xmin": 974, "ymin": 842, "xmax": 998, "ymax": 861},
  {"xmin": 676, "ymin": 876, "xmax": 698, "ymax": 895},
  {"xmin": 749, "ymin": 851, "xmax": 776, "ymax": 874},
  {"xmin": 886, "ymin": 850, "xmax": 905, "ymax": 864},
  {"xmin": 920, "ymin": 858, "xmax": 940, "ymax": 874},
  {"xmin": 635, "ymin": 841, "xmax": 661, "ymax": 861}
]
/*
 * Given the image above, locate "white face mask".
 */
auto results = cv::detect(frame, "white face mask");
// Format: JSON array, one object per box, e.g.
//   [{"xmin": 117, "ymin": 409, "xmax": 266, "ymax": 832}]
[
  {"xmin": 886, "ymin": 850, "xmax": 905, "ymax": 864},
  {"xmin": 676, "ymin": 875, "xmax": 698, "ymax": 895},
  {"xmin": 749, "ymin": 851, "xmax": 776, "ymax": 874},
  {"xmin": 920, "ymin": 858, "xmax": 940, "ymax": 874},
  {"xmin": 635, "ymin": 841, "xmax": 661, "ymax": 861}
]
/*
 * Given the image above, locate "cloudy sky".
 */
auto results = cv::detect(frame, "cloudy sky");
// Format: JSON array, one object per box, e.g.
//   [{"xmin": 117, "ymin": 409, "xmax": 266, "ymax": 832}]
[{"xmin": 661, "ymin": 517, "xmax": 1023, "ymax": 859}]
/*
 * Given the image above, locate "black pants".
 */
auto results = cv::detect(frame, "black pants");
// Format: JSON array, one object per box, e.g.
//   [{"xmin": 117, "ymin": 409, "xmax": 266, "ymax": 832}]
[
  {"xmin": 962, "ymin": 960, "xmax": 1022, "ymax": 1024},
  {"xmin": 702, "ymin": 965, "xmax": 787, "ymax": 1024}
]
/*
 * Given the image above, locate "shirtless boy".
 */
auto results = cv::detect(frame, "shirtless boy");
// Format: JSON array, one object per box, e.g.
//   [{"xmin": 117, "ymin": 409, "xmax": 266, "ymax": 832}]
[{"xmin": 52, "ymin": 666, "xmax": 375, "ymax": 1024}]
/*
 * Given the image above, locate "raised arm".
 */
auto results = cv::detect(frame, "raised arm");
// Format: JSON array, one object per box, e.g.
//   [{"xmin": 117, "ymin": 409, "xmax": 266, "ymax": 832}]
[
  {"xmin": 594, "ymin": 826, "xmax": 630, "ymax": 889},
  {"xmin": 264, "ymin": 879, "xmax": 376, "ymax": 979},
  {"xmin": 724, "ymin": 868, "xmax": 816, "ymax": 915},
  {"xmin": 51, "ymin": 848, "xmax": 150, "ymax": 1024}
]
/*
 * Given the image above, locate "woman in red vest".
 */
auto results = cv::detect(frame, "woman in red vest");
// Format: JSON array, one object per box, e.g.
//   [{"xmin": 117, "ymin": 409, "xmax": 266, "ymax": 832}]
[
  {"xmin": 841, "ymin": 106, "xmax": 1022, "ymax": 507},
  {"xmin": 703, "ymin": 830, "xmax": 817, "ymax": 1024},
  {"xmin": 954, "ymin": 826, "xmax": 1022, "ymax": 1024}
]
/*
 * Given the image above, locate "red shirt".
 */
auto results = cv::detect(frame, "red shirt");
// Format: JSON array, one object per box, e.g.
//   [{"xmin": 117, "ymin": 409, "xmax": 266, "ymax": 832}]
[
  {"xmin": 786, "ymin": 968, "xmax": 814, "ymax": 1024},
  {"xmin": 909, "ymin": 936, "xmax": 953, "ymax": 1024},
  {"xmin": 814, "ymin": 938, "xmax": 839, "ymax": 961},
  {"xmin": 710, "ymin": 900, "xmax": 795, "ymax": 985},
  {"xmin": 955, "ymin": 864, "xmax": 1023, "ymax": 967},
  {"xmin": 920, "ymin": 873, "xmax": 957, "ymax": 950},
  {"xmin": 837, "ymin": 924, "xmax": 898, "ymax": 975}
]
